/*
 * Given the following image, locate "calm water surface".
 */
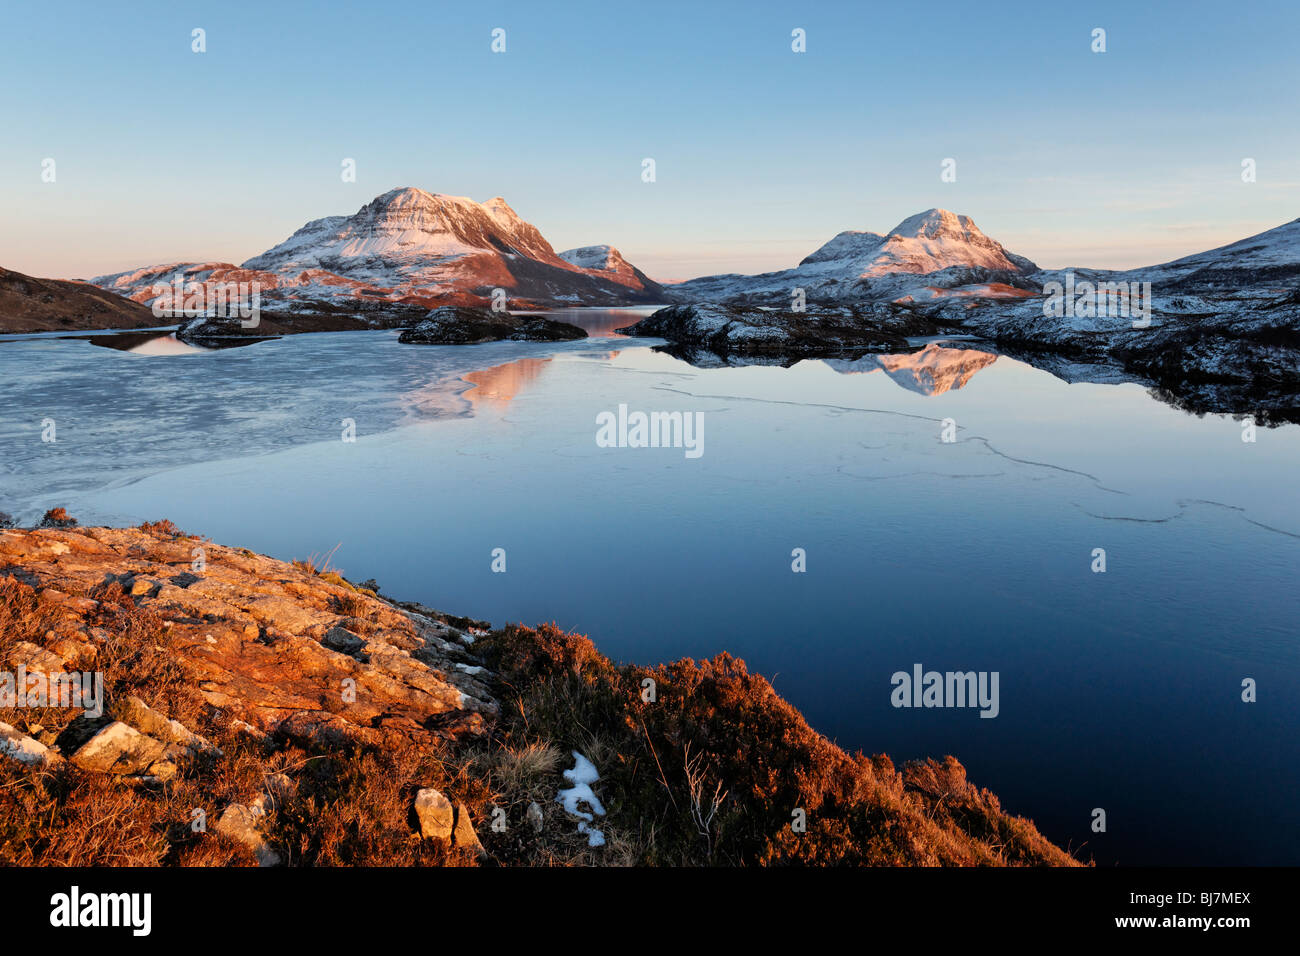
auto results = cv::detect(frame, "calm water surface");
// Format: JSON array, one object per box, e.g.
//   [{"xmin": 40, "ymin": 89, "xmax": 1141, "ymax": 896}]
[{"xmin": 2, "ymin": 308, "xmax": 1297, "ymax": 865}]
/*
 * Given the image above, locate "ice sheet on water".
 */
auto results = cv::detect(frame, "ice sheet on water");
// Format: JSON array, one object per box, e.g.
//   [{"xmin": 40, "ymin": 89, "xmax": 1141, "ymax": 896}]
[{"xmin": 0, "ymin": 329, "xmax": 608, "ymax": 523}]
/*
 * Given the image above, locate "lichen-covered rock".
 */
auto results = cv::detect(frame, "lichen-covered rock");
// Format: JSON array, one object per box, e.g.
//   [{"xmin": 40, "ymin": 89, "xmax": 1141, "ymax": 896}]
[
  {"xmin": 115, "ymin": 696, "xmax": 218, "ymax": 757},
  {"xmin": 413, "ymin": 788, "xmax": 485, "ymax": 857},
  {"xmin": 453, "ymin": 803, "xmax": 486, "ymax": 858},
  {"xmin": 214, "ymin": 804, "xmax": 282, "ymax": 866},
  {"xmin": 69, "ymin": 721, "xmax": 167, "ymax": 775},
  {"xmin": 414, "ymin": 788, "xmax": 455, "ymax": 841},
  {"xmin": 0, "ymin": 721, "xmax": 63, "ymax": 767},
  {"xmin": 0, "ymin": 526, "xmax": 497, "ymax": 757}
]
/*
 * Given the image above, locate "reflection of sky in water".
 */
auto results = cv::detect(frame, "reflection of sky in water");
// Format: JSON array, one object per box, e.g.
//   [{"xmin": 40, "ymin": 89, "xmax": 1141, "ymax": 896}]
[{"xmin": 2, "ymin": 315, "xmax": 1298, "ymax": 866}]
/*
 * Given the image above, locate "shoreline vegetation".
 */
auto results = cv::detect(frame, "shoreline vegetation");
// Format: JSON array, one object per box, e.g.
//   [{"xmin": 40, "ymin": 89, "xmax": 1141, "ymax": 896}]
[{"xmin": 0, "ymin": 516, "xmax": 1082, "ymax": 866}]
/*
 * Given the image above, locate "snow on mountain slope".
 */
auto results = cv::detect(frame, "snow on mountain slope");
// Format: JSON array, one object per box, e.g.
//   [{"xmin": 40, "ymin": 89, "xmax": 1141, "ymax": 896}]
[
  {"xmin": 852, "ymin": 209, "xmax": 1037, "ymax": 276},
  {"xmin": 245, "ymin": 188, "xmax": 561, "ymax": 275},
  {"xmin": 670, "ymin": 208, "xmax": 1037, "ymax": 305},
  {"xmin": 558, "ymin": 244, "xmax": 627, "ymax": 272},
  {"xmin": 93, "ymin": 188, "xmax": 666, "ymax": 315},
  {"xmin": 94, "ymin": 262, "xmax": 284, "ymax": 306},
  {"xmin": 240, "ymin": 187, "xmax": 664, "ymax": 306},
  {"xmin": 668, "ymin": 211, "xmax": 1300, "ymax": 310},
  {"xmin": 89, "ymin": 260, "xmax": 437, "ymax": 320},
  {"xmin": 557, "ymin": 244, "xmax": 666, "ymax": 297},
  {"xmin": 1126, "ymin": 216, "xmax": 1300, "ymax": 291}
]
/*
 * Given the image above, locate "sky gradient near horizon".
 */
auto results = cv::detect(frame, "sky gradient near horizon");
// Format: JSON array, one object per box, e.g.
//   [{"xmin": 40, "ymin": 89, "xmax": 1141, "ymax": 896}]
[{"xmin": 2, "ymin": 0, "xmax": 1298, "ymax": 281}]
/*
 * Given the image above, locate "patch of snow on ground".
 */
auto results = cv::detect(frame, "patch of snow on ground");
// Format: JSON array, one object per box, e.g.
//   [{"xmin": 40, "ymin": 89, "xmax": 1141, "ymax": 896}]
[{"xmin": 557, "ymin": 750, "xmax": 606, "ymax": 847}]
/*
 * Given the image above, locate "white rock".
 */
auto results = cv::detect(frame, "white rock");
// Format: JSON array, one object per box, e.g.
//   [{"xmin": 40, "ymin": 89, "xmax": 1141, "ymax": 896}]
[{"xmin": 414, "ymin": 787, "xmax": 455, "ymax": 841}]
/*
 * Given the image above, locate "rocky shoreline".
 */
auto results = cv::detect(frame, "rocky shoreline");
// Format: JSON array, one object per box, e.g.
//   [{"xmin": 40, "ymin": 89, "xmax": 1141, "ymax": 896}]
[
  {"xmin": 618, "ymin": 297, "xmax": 1300, "ymax": 424},
  {"xmin": 615, "ymin": 302, "xmax": 935, "ymax": 358},
  {"xmin": 0, "ymin": 518, "xmax": 1080, "ymax": 866},
  {"xmin": 166, "ymin": 305, "xmax": 589, "ymax": 348}
]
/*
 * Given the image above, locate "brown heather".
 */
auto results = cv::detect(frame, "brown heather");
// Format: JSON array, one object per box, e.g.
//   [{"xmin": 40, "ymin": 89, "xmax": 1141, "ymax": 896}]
[
  {"xmin": 0, "ymin": 520, "xmax": 1083, "ymax": 867},
  {"xmin": 471, "ymin": 623, "xmax": 1084, "ymax": 866}
]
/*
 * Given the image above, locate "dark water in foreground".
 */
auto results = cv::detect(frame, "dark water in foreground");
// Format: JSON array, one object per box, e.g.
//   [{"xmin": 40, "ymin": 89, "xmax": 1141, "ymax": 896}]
[{"xmin": 2, "ymin": 308, "xmax": 1298, "ymax": 865}]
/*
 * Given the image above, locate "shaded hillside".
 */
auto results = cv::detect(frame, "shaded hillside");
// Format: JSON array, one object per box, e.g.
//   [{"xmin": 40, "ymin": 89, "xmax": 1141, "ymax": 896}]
[{"xmin": 0, "ymin": 266, "xmax": 160, "ymax": 334}]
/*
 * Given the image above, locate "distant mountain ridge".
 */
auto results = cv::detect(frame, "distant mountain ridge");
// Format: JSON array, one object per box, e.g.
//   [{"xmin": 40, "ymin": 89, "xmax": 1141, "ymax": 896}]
[
  {"xmin": 667, "ymin": 208, "xmax": 1039, "ymax": 306},
  {"xmin": 669, "ymin": 210, "xmax": 1300, "ymax": 307}
]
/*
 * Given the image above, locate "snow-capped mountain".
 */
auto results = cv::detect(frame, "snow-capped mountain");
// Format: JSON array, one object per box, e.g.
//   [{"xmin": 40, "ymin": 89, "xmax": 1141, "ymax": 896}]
[
  {"xmin": 912, "ymin": 215, "xmax": 1300, "ymax": 341},
  {"xmin": 92, "ymin": 187, "xmax": 665, "ymax": 316},
  {"xmin": 803, "ymin": 209, "xmax": 1036, "ymax": 276},
  {"xmin": 556, "ymin": 243, "xmax": 667, "ymax": 300},
  {"xmin": 669, "ymin": 208, "xmax": 1038, "ymax": 305}
]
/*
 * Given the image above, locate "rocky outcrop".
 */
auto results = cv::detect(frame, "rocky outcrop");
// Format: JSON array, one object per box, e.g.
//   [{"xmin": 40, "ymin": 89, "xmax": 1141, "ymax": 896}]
[
  {"xmin": 617, "ymin": 303, "xmax": 936, "ymax": 358},
  {"xmin": 214, "ymin": 803, "xmax": 282, "ymax": 866},
  {"xmin": 414, "ymin": 787, "xmax": 455, "ymax": 839},
  {"xmin": 175, "ymin": 306, "xmax": 429, "ymax": 344},
  {"xmin": 70, "ymin": 722, "xmax": 166, "ymax": 773},
  {"xmin": 914, "ymin": 284, "xmax": 1300, "ymax": 422},
  {"xmin": 0, "ymin": 721, "xmax": 62, "ymax": 767},
  {"xmin": 413, "ymin": 787, "xmax": 484, "ymax": 857},
  {"xmin": 0, "ymin": 525, "xmax": 496, "ymax": 755},
  {"xmin": 398, "ymin": 306, "xmax": 587, "ymax": 345}
]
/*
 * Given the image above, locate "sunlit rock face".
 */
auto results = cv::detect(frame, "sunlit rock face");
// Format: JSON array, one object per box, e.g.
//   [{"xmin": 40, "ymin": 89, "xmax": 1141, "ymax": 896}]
[{"xmin": 0, "ymin": 525, "xmax": 497, "ymax": 751}]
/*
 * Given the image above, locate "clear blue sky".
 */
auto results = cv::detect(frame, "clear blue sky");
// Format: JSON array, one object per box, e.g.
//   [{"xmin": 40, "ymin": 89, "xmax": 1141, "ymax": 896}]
[{"xmin": 2, "ymin": 0, "xmax": 1297, "ymax": 280}]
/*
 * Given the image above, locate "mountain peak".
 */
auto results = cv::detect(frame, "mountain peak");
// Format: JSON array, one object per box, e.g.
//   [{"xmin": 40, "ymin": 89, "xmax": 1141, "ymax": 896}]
[
  {"xmin": 371, "ymin": 185, "xmax": 440, "ymax": 207},
  {"xmin": 788, "ymin": 208, "xmax": 1034, "ymax": 280},
  {"xmin": 559, "ymin": 244, "xmax": 631, "ymax": 274},
  {"xmin": 888, "ymin": 208, "xmax": 984, "ymax": 241},
  {"xmin": 225, "ymin": 186, "xmax": 664, "ymax": 307},
  {"xmin": 482, "ymin": 195, "xmax": 522, "ymax": 226}
]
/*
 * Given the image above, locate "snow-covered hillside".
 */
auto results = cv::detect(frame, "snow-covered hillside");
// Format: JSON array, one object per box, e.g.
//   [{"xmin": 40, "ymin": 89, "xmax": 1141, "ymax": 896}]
[
  {"xmin": 669, "ymin": 208, "xmax": 1037, "ymax": 305},
  {"xmin": 93, "ymin": 188, "xmax": 665, "ymax": 314}
]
